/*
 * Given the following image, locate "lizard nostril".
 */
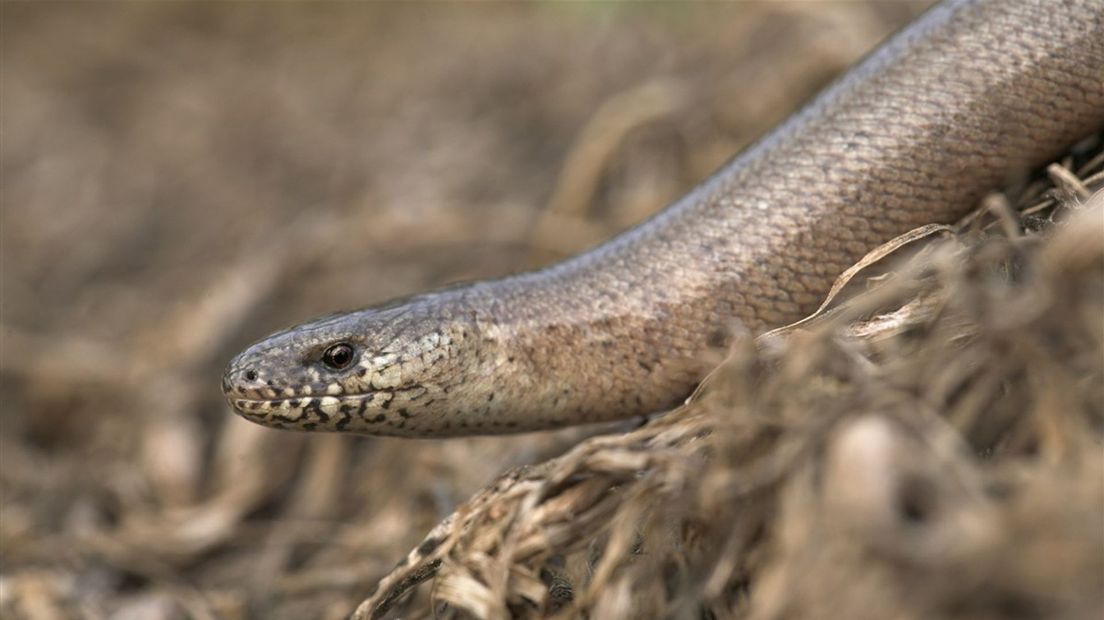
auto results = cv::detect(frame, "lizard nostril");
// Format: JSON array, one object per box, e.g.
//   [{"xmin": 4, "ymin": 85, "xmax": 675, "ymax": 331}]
[{"xmin": 244, "ymin": 369, "xmax": 258, "ymax": 382}]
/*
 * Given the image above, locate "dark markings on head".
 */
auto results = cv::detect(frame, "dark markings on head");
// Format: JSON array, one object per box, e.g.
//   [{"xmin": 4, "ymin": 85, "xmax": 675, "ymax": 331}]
[{"xmin": 307, "ymin": 401, "xmax": 330, "ymax": 423}]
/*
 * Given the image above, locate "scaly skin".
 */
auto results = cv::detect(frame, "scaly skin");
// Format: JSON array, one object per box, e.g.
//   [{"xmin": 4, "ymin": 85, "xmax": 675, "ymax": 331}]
[{"xmin": 223, "ymin": 0, "xmax": 1104, "ymax": 436}]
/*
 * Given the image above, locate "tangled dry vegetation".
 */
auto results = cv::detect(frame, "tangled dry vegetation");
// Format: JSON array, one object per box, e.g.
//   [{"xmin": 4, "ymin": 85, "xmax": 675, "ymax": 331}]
[
  {"xmin": 3, "ymin": 3, "xmax": 1102, "ymax": 619},
  {"xmin": 356, "ymin": 142, "xmax": 1104, "ymax": 620}
]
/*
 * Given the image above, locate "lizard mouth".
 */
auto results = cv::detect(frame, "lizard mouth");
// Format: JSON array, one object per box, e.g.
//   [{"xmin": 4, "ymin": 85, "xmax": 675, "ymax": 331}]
[
  {"xmin": 227, "ymin": 389, "xmax": 412, "ymax": 434},
  {"xmin": 228, "ymin": 392, "xmax": 374, "ymax": 416},
  {"xmin": 226, "ymin": 394, "xmax": 369, "ymax": 433},
  {"xmin": 223, "ymin": 368, "xmax": 428, "ymax": 432}
]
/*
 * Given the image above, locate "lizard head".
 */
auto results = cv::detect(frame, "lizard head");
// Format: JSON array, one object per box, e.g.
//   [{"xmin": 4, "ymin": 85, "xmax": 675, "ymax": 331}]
[{"xmin": 221, "ymin": 290, "xmax": 506, "ymax": 436}]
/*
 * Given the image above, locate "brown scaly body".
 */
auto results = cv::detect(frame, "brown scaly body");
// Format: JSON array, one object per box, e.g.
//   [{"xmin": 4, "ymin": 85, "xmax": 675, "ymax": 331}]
[{"xmin": 223, "ymin": 0, "xmax": 1104, "ymax": 436}]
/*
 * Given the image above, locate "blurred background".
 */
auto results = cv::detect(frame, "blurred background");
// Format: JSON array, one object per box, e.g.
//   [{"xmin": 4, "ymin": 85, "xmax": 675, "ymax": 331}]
[{"xmin": 1, "ymin": 2, "xmax": 930, "ymax": 618}]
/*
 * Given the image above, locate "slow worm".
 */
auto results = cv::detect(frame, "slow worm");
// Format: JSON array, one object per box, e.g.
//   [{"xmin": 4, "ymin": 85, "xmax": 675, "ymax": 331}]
[{"xmin": 223, "ymin": 0, "xmax": 1104, "ymax": 436}]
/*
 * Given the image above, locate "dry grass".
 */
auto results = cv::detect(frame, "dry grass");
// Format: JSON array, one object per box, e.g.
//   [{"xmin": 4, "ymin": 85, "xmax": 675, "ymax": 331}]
[
  {"xmin": 4, "ymin": 2, "xmax": 1101, "ymax": 620},
  {"xmin": 355, "ymin": 146, "xmax": 1104, "ymax": 620}
]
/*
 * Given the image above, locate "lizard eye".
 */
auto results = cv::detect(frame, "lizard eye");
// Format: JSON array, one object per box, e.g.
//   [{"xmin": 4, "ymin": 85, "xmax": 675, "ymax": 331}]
[{"xmin": 322, "ymin": 343, "xmax": 356, "ymax": 370}]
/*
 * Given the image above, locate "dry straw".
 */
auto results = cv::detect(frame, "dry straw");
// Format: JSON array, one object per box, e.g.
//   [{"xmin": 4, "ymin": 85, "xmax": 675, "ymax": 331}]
[{"xmin": 357, "ymin": 140, "xmax": 1104, "ymax": 620}]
